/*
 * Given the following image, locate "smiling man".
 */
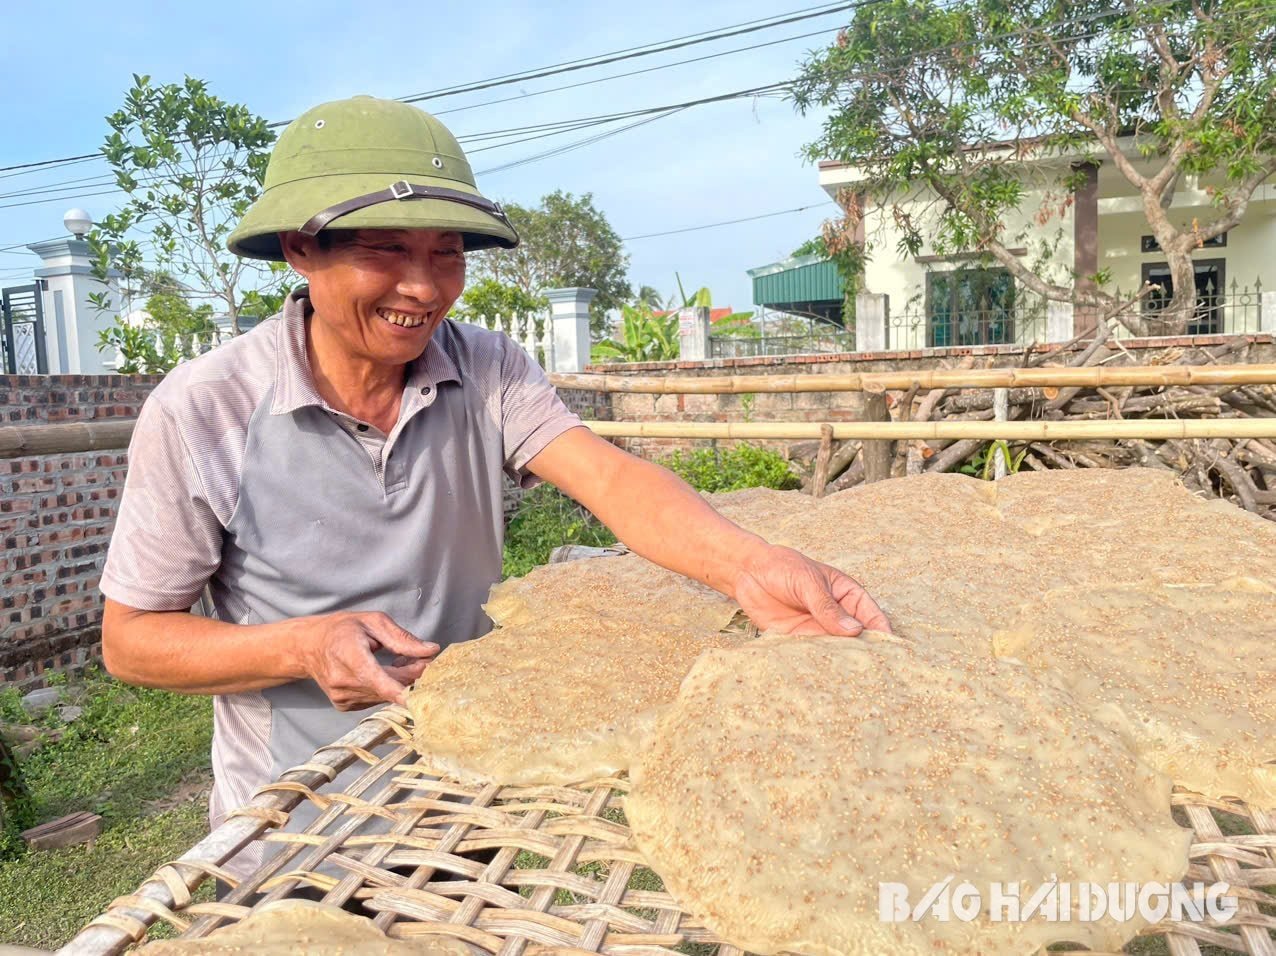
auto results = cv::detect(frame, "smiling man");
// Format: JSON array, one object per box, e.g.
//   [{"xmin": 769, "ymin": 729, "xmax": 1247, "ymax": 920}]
[{"xmin": 99, "ymin": 96, "xmax": 889, "ymax": 849}]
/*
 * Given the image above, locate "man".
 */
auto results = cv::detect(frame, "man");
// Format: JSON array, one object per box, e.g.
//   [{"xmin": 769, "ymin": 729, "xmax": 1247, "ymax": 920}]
[{"xmin": 100, "ymin": 96, "xmax": 889, "ymax": 852}]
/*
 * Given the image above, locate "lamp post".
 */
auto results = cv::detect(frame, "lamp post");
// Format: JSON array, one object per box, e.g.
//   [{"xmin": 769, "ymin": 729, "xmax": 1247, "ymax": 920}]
[{"xmin": 63, "ymin": 208, "xmax": 93, "ymax": 240}]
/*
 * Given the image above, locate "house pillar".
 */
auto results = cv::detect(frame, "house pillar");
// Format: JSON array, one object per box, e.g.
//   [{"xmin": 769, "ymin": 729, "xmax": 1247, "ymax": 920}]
[
  {"xmin": 26, "ymin": 238, "xmax": 120, "ymax": 374},
  {"xmin": 855, "ymin": 292, "xmax": 888, "ymax": 352},
  {"xmin": 1262, "ymin": 291, "xmax": 1276, "ymax": 334},
  {"xmin": 545, "ymin": 287, "xmax": 596, "ymax": 373},
  {"xmin": 1072, "ymin": 161, "xmax": 1100, "ymax": 335},
  {"xmin": 677, "ymin": 306, "xmax": 712, "ymax": 361},
  {"xmin": 1046, "ymin": 300, "xmax": 1074, "ymax": 342}
]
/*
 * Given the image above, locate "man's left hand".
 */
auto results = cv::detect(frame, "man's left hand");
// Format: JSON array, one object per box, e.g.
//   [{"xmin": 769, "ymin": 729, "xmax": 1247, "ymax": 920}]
[{"xmin": 732, "ymin": 545, "xmax": 892, "ymax": 636}]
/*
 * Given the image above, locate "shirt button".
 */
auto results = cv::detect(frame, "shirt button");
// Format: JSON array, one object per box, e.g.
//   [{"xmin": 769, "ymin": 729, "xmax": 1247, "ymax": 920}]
[
  {"xmin": 421, "ymin": 386, "xmax": 431, "ymax": 395},
  {"xmin": 357, "ymin": 423, "xmax": 369, "ymax": 432}
]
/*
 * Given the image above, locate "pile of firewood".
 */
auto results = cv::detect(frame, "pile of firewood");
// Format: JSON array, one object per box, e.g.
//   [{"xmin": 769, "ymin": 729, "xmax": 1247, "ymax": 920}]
[{"xmin": 795, "ymin": 323, "xmax": 1276, "ymax": 522}]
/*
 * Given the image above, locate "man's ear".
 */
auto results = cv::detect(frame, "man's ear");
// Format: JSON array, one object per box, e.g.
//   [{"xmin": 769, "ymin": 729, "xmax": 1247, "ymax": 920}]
[{"xmin": 279, "ymin": 231, "xmax": 317, "ymax": 278}]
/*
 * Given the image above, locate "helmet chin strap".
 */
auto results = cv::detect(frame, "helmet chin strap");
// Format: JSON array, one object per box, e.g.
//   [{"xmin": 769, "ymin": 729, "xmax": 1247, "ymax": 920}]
[{"xmin": 298, "ymin": 180, "xmax": 517, "ymax": 246}]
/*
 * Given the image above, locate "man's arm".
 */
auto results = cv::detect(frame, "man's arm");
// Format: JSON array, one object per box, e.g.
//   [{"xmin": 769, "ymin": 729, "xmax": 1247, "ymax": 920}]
[
  {"xmin": 102, "ymin": 600, "xmax": 438, "ymax": 709},
  {"xmin": 525, "ymin": 427, "xmax": 891, "ymax": 634}
]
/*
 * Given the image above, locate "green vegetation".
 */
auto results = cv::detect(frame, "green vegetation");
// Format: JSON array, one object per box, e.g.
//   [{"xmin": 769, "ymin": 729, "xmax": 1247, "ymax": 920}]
[
  {"xmin": 660, "ymin": 444, "xmax": 801, "ymax": 494},
  {"xmin": 0, "ymin": 669, "xmax": 213, "ymax": 947},
  {"xmin": 0, "ymin": 801, "xmax": 209, "ymax": 949},
  {"xmin": 591, "ymin": 303, "xmax": 681, "ymax": 363},
  {"xmin": 501, "ymin": 446, "xmax": 800, "ymax": 578},
  {"xmin": 958, "ymin": 439, "xmax": 1028, "ymax": 480},
  {"xmin": 502, "ymin": 485, "xmax": 619, "ymax": 579}
]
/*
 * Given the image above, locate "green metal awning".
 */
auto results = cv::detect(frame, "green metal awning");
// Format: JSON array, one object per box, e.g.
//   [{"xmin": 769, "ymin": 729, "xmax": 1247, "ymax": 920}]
[{"xmin": 747, "ymin": 254, "xmax": 844, "ymax": 325}]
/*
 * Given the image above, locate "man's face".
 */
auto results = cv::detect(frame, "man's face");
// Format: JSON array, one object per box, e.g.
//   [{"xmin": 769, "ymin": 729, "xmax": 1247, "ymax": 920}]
[{"xmin": 281, "ymin": 228, "xmax": 466, "ymax": 368}]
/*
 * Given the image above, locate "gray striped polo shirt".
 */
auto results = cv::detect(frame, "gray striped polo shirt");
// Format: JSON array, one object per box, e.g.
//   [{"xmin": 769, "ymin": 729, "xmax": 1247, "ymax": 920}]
[{"xmin": 101, "ymin": 289, "xmax": 582, "ymax": 867}]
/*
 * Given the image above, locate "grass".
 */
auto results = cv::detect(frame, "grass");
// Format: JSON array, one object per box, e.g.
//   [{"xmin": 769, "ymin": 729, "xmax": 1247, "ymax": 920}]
[
  {"xmin": 0, "ymin": 668, "xmax": 213, "ymax": 949},
  {"xmin": 0, "ymin": 800, "xmax": 210, "ymax": 949}
]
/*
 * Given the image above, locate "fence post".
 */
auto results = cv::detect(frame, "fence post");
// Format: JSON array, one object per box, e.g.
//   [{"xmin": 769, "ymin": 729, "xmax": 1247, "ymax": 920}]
[
  {"xmin": 855, "ymin": 293, "xmax": 887, "ymax": 352},
  {"xmin": 545, "ymin": 287, "xmax": 596, "ymax": 373},
  {"xmin": 677, "ymin": 306, "xmax": 712, "ymax": 361},
  {"xmin": 1046, "ymin": 300, "xmax": 1074, "ymax": 342},
  {"xmin": 1262, "ymin": 291, "xmax": 1276, "ymax": 335},
  {"xmin": 26, "ymin": 237, "xmax": 120, "ymax": 374}
]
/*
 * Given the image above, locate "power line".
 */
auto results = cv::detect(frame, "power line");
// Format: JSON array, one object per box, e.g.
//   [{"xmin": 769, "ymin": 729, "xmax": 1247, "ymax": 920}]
[
  {"xmin": 433, "ymin": 26, "xmax": 843, "ymax": 119},
  {"xmin": 0, "ymin": 1, "xmax": 866, "ymax": 175},
  {"xmin": 392, "ymin": 2, "xmax": 864, "ymax": 106},
  {"xmin": 477, "ymin": 108, "xmax": 690, "ymax": 177},
  {"xmin": 621, "ymin": 204, "xmax": 834, "ymax": 241},
  {"xmin": 0, "ymin": 82, "xmax": 794, "ymax": 211}
]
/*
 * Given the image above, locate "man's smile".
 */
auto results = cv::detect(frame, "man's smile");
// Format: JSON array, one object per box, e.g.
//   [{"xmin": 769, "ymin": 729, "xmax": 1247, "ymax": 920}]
[{"xmin": 377, "ymin": 307, "xmax": 430, "ymax": 329}]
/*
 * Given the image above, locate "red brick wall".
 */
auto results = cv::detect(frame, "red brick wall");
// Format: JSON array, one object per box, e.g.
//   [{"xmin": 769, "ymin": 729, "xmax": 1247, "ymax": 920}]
[{"xmin": 0, "ymin": 375, "xmax": 162, "ymax": 688}]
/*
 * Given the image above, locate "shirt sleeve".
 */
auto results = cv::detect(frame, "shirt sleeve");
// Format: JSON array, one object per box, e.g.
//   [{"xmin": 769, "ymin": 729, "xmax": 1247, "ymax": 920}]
[
  {"xmin": 100, "ymin": 394, "xmax": 224, "ymax": 611},
  {"xmin": 499, "ymin": 339, "xmax": 583, "ymax": 488}
]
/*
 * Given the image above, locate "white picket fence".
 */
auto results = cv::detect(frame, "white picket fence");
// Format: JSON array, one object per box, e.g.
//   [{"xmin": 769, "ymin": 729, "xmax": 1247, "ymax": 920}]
[
  {"xmin": 110, "ymin": 316, "xmax": 559, "ymax": 371},
  {"xmin": 451, "ymin": 312, "xmax": 556, "ymax": 371}
]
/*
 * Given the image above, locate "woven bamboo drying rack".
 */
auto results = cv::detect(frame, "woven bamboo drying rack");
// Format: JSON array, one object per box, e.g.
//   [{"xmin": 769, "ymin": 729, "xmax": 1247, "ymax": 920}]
[{"xmin": 59, "ymin": 706, "xmax": 1275, "ymax": 956}]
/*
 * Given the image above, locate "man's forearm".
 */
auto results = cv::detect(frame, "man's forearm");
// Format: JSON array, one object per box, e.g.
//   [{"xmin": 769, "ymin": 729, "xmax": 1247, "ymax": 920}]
[{"xmin": 102, "ymin": 599, "xmax": 309, "ymax": 695}]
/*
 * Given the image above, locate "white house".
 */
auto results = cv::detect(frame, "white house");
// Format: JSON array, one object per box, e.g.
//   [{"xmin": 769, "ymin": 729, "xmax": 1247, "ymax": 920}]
[{"xmin": 816, "ymin": 141, "xmax": 1276, "ymax": 351}]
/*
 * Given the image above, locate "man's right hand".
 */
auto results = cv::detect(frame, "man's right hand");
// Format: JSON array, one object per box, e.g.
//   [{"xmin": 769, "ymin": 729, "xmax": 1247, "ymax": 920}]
[{"xmin": 298, "ymin": 611, "xmax": 439, "ymax": 711}]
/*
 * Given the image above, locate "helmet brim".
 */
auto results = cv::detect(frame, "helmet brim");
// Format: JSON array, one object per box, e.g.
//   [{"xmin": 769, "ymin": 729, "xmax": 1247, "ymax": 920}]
[{"xmin": 228, "ymin": 172, "xmax": 518, "ymax": 260}]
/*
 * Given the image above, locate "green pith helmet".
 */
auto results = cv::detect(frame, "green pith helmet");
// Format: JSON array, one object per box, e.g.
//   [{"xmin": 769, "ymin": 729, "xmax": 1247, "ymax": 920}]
[{"xmin": 227, "ymin": 96, "xmax": 518, "ymax": 260}]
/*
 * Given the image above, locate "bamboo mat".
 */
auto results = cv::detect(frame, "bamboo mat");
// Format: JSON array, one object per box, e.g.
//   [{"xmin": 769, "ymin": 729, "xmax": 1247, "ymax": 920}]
[{"xmin": 60, "ymin": 707, "xmax": 1276, "ymax": 956}]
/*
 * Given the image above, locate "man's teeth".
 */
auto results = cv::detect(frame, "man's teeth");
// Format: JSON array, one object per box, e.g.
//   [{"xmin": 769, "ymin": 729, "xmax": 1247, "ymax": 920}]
[{"xmin": 379, "ymin": 309, "xmax": 427, "ymax": 328}]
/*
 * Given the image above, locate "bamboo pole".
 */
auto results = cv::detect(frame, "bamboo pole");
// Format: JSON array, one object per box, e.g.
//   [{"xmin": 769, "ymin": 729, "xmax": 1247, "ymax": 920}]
[
  {"xmin": 7, "ymin": 414, "xmax": 1276, "ymax": 459},
  {"xmin": 0, "ymin": 421, "xmax": 136, "ymax": 459},
  {"xmin": 586, "ymin": 420, "xmax": 1276, "ymax": 441},
  {"xmin": 551, "ymin": 363, "xmax": 1276, "ymax": 394}
]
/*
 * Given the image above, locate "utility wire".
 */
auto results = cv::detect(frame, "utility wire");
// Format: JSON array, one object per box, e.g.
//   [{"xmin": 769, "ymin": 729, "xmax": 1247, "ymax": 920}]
[
  {"xmin": 0, "ymin": 1, "xmax": 866, "ymax": 174},
  {"xmin": 0, "ymin": 82, "xmax": 794, "ymax": 210},
  {"xmin": 392, "ymin": 2, "xmax": 865, "ymax": 106},
  {"xmin": 621, "ymin": 204, "xmax": 834, "ymax": 241}
]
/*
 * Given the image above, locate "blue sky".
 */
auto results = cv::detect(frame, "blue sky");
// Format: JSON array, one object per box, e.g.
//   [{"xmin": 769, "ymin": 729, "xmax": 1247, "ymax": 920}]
[{"xmin": 0, "ymin": 0, "xmax": 845, "ymax": 313}]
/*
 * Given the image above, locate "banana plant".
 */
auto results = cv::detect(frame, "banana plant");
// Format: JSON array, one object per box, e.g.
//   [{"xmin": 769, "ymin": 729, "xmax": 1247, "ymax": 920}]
[{"xmin": 591, "ymin": 304, "xmax": 681, "ymax": 363}]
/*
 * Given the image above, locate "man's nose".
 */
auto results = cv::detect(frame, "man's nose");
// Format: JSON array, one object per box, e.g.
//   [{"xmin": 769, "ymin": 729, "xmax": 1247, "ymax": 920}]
[{"xmin": 396, "ymin": 260, "xmax": 442, "ymax": 305}]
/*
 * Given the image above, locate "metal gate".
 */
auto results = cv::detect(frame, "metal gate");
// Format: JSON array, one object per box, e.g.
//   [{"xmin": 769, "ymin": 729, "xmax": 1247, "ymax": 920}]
[{"xmin": 1, "ymin": 282, "xmax": 48, "ymax": 374}]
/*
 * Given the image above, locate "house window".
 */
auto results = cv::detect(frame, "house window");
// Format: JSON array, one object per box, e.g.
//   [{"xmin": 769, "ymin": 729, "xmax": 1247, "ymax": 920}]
[
  {"xmin": 926, "ymin": 268, "xmax": 1015, "ymax": 347},
  {"xmin": 1141, "ymin": 258, "xmax": 1225, "ymax": 334},
  {"xmin": 1141, "ymin": 232, "xmax": 1227, "ymax": 254}
]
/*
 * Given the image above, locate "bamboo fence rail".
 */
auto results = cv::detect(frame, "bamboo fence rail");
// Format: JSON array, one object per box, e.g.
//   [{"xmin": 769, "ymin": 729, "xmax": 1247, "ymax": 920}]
[
  {"xmin": 59, "ymin": 706, "xmax": 1276, "ymax": 956},
  {"xmin": 586, "ymin": 420, "xmax": 1276, "ymax": 441},
  {"xmin": 550, "ymin": 363, "xmax": 1276, "ymax": 394},
  {"xmin": 7, "ymin": 413, "xmax": 1276, "ymax": 461}
]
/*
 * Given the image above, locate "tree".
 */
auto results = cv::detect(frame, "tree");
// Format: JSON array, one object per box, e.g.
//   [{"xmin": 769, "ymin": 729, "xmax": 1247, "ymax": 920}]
[
  {"xmin": 88, "ymin": 74, "xmax": 287, "ymax": 336},
  {"xmin": 793, "ymin": 0, "xmax": 1276, "ymax": 335},
  {"xmin": 97, "ymin": 289, "xmax": 220, "ymax": 374},
  {"xmin": 635, "ymin": 284, "xmax": 664, "ymax": 309},
  {"xmin": 450, "ymin": 278, "xmax": 552, "ymax": 362},
  {"xmin": 468, "ymin": 190, "xmax": 631, "ymax": 337},
  {"xmin": 452, "ymin": 277, "xmax": 548, "ymax": 326}
]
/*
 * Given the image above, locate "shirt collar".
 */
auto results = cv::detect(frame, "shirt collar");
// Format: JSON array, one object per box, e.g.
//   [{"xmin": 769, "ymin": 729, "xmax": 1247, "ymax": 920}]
[{"xmin": 270, "ymin": 288, "xmax": 462, "ymax": 416}]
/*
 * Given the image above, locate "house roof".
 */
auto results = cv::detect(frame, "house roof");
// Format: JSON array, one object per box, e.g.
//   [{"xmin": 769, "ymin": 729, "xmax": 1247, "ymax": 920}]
[
  {"xmin": 654, "ymin": 307, "xmax": 740, "ymax": 323},
  {"xmin": 747, "ymin": 255, "xmax": 844, "ymax": 326}
]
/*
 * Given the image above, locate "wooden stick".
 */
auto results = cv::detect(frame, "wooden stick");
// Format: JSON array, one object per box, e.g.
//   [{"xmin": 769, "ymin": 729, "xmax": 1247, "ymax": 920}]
[
  {"xmin": 550, "ymin": 363, "xmax": 1276, "ymax": 395},
  {"xmin": 861, "ymin": 392, "xmax": 893, "ymax": 484},
  {"xmin": 0, "ymin": 421, "xmax": 135, "ymax": 459},
  {"xmin": 810, "ymin": 424, "xmax": 835, "ymax": 499},
  {"xmin": 586, "ymin": 420, "xmax": 1276, "ymax": 440}
]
